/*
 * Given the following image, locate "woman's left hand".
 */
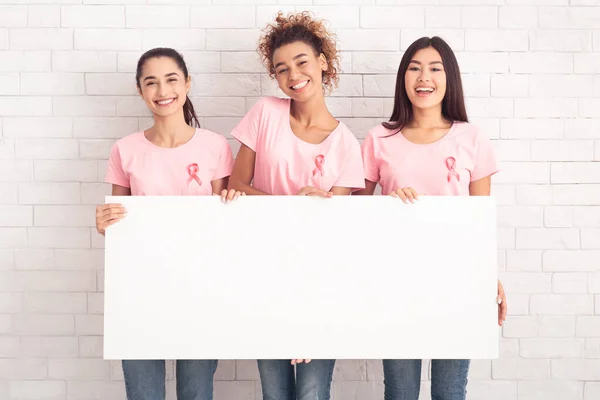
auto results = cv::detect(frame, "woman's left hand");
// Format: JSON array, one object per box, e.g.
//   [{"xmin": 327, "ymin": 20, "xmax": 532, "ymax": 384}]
[
  {"xmin": 218, "ymin": 189, "xmax": 245, "ymax": 203},
  {"xmin": 291, "ymin": 359, "xmax": 311, "ymax": 365},
  {"xmin": 497, "ymin": 280, "xmax": 507, "ymax": 326}
]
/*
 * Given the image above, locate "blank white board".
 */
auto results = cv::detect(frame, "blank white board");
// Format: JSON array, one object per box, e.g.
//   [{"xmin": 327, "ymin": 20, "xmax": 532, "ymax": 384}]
[{"xmin": 103, "ymin": 196, "xmax": 498, "ymax": 360}]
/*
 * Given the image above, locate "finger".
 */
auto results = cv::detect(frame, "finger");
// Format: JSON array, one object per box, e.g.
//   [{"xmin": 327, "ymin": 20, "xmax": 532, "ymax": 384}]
[
  {"xmin": 296, "ymin": 359, "xmax": 304, "ymax": 364},
  {"xmin": 501, "ymin": 299, "xmax": 508, "ymax": 320},
  {"xmin": 389, "ymin": 192, "xmax": 399, "ymax": 198},
  {"xmin": 220, "ymin": 189, "xmax": 228, "ymax": 202},
  {"xmin": 226, "ymin": 189, "xmax": 236, "ymax": 202},
  {"xmin": 305, "ymin": 359, "xmax": 311, "ymax": 363},
  {"xmin": 290, "ymin": 360, "xmax": 295, "ymax": 365},
  {"xmin": 403, "ymin": 188, "xmax": 415, "ymax": 203},
  {"xmin": 98, "ymin": 205, "xmax": 126, "ymax": 217},
  {"xmin": 301, "ymin": 187, "xmax": 317, "ymax": 196},
  {"xmin": 409, "ymin": 187, "xmax": 419, "ymax": 200},
  {"xmin": 397, "ymin": 190, "xmax": 408, "ymax": 203}
]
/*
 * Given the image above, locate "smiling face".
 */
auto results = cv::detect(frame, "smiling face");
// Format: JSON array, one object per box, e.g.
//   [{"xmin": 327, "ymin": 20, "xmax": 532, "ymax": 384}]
[
  {"xmin": 272, "ymin": 41, "xmax": 328, "ymax": 102},
  {"xmin": 404, "ymin": 47, "xmax": 447, "ymax": 112},
  {"xmin": 137, "ymin": 56, "xmax": 191, "ymax": 119}
]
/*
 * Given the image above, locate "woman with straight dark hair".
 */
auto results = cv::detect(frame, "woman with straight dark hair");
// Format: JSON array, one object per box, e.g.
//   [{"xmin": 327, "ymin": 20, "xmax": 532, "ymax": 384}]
[
  {"xmin": 355, "ymin": 36, "xmax": 508, "ymax": 400},
  {"xmin": 95, "ymin": 47, "xmax": 243, "ymax": 400}
]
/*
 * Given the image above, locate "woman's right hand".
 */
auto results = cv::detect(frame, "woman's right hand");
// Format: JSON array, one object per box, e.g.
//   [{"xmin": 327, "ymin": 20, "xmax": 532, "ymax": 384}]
[
  {"xmin": 297, "ymin": 186, "xmax": 333, "ymax": 198},
  {"xmin": 96, "ymin": 203, "xmax": 126, "ymax": 236},
  {"xmin": 389, "ymin": 187, "xmax": 418, "ymax": 203}
]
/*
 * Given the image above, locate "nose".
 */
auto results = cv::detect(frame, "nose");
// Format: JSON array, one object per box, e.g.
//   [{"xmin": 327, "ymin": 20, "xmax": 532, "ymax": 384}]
[
  {"xmin": 418, "ymin": 69, "xmax": 431, "ymax": 82},
  {"xmin": 157, "ymin": 82, "xmax": 168, "ymax": 97},
  {"xmin": 289, "ymin": 65, "xmax": 301, "ymax": 81}
]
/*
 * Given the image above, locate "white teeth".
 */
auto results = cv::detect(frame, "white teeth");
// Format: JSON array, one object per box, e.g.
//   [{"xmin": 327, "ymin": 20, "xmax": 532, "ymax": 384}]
[
  {"xmin": 416, "ymin": 87, "xmax": 434, "ymax": 92},
  {"xmin": 157, "ymin": 98, "xmax": 175, "ymax": 105},
  {"xmin": 292, "ymin": 81, "xmax": 308, "ymax": 90}
]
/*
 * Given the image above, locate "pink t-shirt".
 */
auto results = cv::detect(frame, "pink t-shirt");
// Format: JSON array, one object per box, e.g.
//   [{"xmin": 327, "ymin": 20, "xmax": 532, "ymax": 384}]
[
  {"xmin": 105, "ymin": 128, "xmax": 234, "ymax": 196},
  {"xmin": 231, "ymin": 96, "xmax": 365, "ymax": 195},
  {"xmin": 362, "ymin": 122, "xmax": 499, "ymax": 196}
]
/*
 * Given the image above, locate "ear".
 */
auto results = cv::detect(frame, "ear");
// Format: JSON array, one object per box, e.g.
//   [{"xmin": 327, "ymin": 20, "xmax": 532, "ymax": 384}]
[
  {"xmin": 137, "ymin": 85, "xmax": 143, "ymax": 98},
  {"xmin": 186, "ymin": 75, "xmax": 192, "ymax": 93},
  {"xmin": 319, "ymin": 53, "xmax": 327, "ymax": 71}
]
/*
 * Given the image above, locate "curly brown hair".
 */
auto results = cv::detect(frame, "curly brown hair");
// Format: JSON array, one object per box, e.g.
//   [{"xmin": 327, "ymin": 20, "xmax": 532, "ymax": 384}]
[{"xmin": 257, "ymin": 11, "xmax": 340, "ymax": 93}]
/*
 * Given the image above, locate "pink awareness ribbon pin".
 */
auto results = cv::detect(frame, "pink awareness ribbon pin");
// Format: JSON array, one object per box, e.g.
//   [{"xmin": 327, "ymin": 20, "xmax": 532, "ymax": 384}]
[
  {"xmin": 446, "ymin": 156, "xmax": 460, "ymax": 183},
  {"xmin": 312, "ymin": 154, "xmax": 325, "ymax": 177},
  {"xmin": 187, "ymin": 163, "xmax": 202, "ymax": 186}
]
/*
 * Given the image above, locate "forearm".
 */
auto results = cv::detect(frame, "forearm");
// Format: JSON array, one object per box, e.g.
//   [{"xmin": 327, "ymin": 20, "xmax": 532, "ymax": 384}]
[{"xmin": 228, "ymin": 179, "xmax": 269, "ymax": 196}]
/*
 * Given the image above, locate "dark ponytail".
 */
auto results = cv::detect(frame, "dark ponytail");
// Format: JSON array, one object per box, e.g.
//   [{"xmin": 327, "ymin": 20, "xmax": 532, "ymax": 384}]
[{"xmin": 135, "ymin": 47, "xmax": 200, "ymax": 128}]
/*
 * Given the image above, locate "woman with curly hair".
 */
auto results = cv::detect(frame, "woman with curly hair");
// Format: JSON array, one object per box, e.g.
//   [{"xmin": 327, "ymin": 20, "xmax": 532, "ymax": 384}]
[{"xmin": 227, "ymin": 11, "xmax": 365, "ymax": 400}]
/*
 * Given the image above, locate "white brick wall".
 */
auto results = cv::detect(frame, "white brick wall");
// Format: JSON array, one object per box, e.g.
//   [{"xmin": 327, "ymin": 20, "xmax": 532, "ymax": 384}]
[{"xmin": 0, "ymin": 2, "xmax": 598, "ymax": 400}]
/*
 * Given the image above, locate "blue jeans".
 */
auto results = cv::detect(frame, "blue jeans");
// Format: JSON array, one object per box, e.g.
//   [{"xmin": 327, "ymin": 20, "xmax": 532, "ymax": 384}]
[
  {"xmin": 383, "ymin": 359, "xmax": 470, "ymax": 400},
  {"xmin": 122, "ymin": 360, "xmax": 218, "ymax": 400},
  {"xmin": 258, "ymin": 359, "xmax": 335, "ymax": 400}
]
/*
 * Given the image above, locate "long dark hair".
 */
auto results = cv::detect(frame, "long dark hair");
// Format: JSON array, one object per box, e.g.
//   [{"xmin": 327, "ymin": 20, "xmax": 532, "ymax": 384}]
[
  {"xmin": 135, "ymin": 47, "xmax": 200, "ymax": 128},
  {"xmin": 383, "ymin": 36, "xmax": 468, "ymax": 134}
]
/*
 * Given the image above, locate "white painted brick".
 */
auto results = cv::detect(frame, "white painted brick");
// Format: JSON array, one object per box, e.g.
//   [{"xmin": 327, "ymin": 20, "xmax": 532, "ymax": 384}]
[
  {"xmin": 85, "ymin": 73, "xmax": 136, "ymax": 95},
  {"xmin": 127, "ymin": 5, "xmax": 189, "ymax": 28},
  {"xmin": 34, "ymin": 160, "xmax": 97, "ymax": 182},
  {"xmin": 20, "ymin": 336, "xmax": 78, "ymax": 358},
  {"xmin": 552, "ymin": 359, "xmax": 600, "ymax": 380},
  {"xmin": 0, "ymin": 73, "xmax": 19, "ymax": 95},
  {"xmin": 587, "ymin": 339, "xmax": 600, "ymax": 358},
  {"xmin": 551, "ymin": 162, "xmax": 600, "ymax": 184},
  {"xmin": 327, "ymin": 98, "xmax": 352, "ymax": 118},
  {"xmin": 34, "ymin": 205, "xmax": 95, "ymax": 227},
  {"xmin": 10, "ymin": 28, "xmax": 72, "ymax": 50},
  {"xmin": 0, "ymin": 28, "xmax": 6, "ymax": 50},
  {"xmin": 53, "ymin": 97, "xmax": 116, "ymax": 117},
  {"xmin": 538, "ymin": 315, "xmax": 576, "ymax": 337},
  {"xmin": 55, "ymin": 249, "xmax": 103, "ymax": 270},
  {"xmin": 461, "ymin": 6, "xmax": 497, "ymax": 28},
  {"xmin": 515, "ymin": 98, "xmax": 578, "ymax": 118},
  {"xmin": 362, "ymin": 75, "xmax": 394, "ymax": 97},
  {"xmin": 0, "ymin": 160, "xmax": 33, "ymax": 182},
  {"xmin": 530, "ymin": 74, "xmax": 593, "ymax": 98},
  {"xmin": 499, "ymin": 6, "xmax": 538, "ymax": 28},
  {"xmin": 221, "ymin": 52, "xmax": 261, "ymax": 73},
  {"xmin": 62, "ymin": 5, "xmax": 125, "ymax": 28},
  {"xmin": 506, "ymin": 293, "xmax": 530, "ymax": 315},
  {"xmin": 566, "ymin": 119, "xmax": 600, "ymax": 139},
  {"xmin": 501, "ymin": 119, "xmax": 563, "ymax": 140},
  {"xmin": 352, "ymin": 52, "xmax": 401, "ymax": 74},
  {"xmin": 531, "ymin": 294, "xmax": 593, "ymax": 315},
  {"xmin": 0, "ymin": 228, "xmax": 27, "ymax": 248},
  {"xmin": 0, "ymin": 137, "xmax": 14, "ymax": 159},
  {"xmin": 544, "ymin": 206, "xmax": 573, "ymax": 227},
  {"xmin": 498, "ymin": 227, "xmax": 516, "ymax": 249},
  {"xmin": 506, "ymin": 250, "xmax": 542, "ymax": 272},
  {"xmin": 509, "ymin": 52, "xmax": 573, "ymax": 74},
  {"xmin": 115, "ymin": 96, "xmax": 151, "ymax": 117},
  {"xmin": 67, "ymin": 381, "xmax": 125, "ymax": 400},
  {"xmin": 235, "ymin": 360, "xmax": 259, "ymax": 380},
  {"xmin": 544, "ymin": 250, "xmax": 600, "ymax": 272},
  {"xmin": 507, "ymin": 0, "xmax": 567, "ymax": 3},
  {"xmin": 494, "ymin": 162, "xmax": 550, "ymax": 184},
  {"xmin": 595, "ymin": 31, "xmax": 600, "ymax": 51},
  {"xmin": 501, "ymin": 338, "xmax": 520, "ymax": 358},
  {"xmin": 0, "ymin": 183, "xmax": 18, "ymax": 204},
  {"xmin": 53, "ymin": 52, "xmax": 117, "ymax": 74},
  {"xmin": 74, "ymin": 117, "xmax": 138, "ymax": 139},
  {"xmin": 586, "ymin": 383, "xmax": 600, "ymax": 400},
  {"xmin": 255, "ymin": 5, "xmax": 295, "ymax": 28},
  {"xmin": 193, "ymin": 74, "xmax": 260, "ymax": 97},
  {"xmin": 206, "ymin": 29, "xmax": 259, "ymax": 51},
  {"xmin": 576, "ymin": 316, "xmax": 600, "ymax": 338},
  {"xmin": 2, "ymin": 117, "xmax": 72, "ymax": 138},
  {"xmin": 0, "ymin": 358, "xmax": 47, "ymax": 380},
  {"xmin": 49, "ymin": 358, "xmax": 110, "ymax": 380},
  {"xmin": 203, "ymin": 118, "xmax": 242, "ymax": 137},
  {"xmin": 9, "ymin": 381, "xmax": 66, "ymax": 400},
  {"xmin": 81, "ymin": 183, "xmax": 110, "ymax": 204},
  {"xmin": 337, "ymin": 29, "xmax": 399, "ymax": 51},
  {"xmin": 0, "ymin": 292, "xmax": 22, "ymax": 313},
  {"xmin": 518, "ymin": 381, "xmax": 583, "ymax": 400},
  {"xmin": 333, "ymin": 360, "xmax": 367, "ymax": 381},
  {"xmin": 76, "ymin": 314, "xmax": 104, "ymax": 335},
  {"xmin": 500, "ymin": 272, "xmax": 551, "ymax": 294},
  {"xmin": 28, "ymin": 227, "xmax": 90, "ymax": 249},
  {"xmin": 24, "ymin": 292, "xmax": 86, "ymax": 314},
  {"xmin": 0, "ymin": 205, "xmax": 32, "ymax": 226},
  {"xmin": 520, "ymin": 338, "xmax": 585, "ymax": 358},
  {"xmin": 463, "ymin": 381, "xmax": 517, "ymax": 400},
  {"xmin": 351, "ymin": 98, "xmax": 384, "ymax": 117},
  {"xmin": 553, "ymin": 273, "xmax": 588, "ymax": 294},
  {"xmin": 0, "ymin": 249, "xmax": 14, "ymax": 271},
  {"xmin": 191, "ymin": 97, "xmax": 246, "ymax": 117},
  {"xmin": 300, "ymin": 6, "xmax": 361, "ymax": 29},
  {"xmin": 0, "ymin": 96, "xmax": 52, "ymax": 116},
  {"xmin": 596, "ymin": 140, "xmax": 600, "ymax": 161},
  {"xmin": 516, "ymin": 228, "xmax": 579, "ymax": 249},
  {"xmin": 27, "ymin": 5, "xmax": 60, "ymax": 27},
  {"xmin": 1, "ymin": 270, "xmax": 95, "ymax": 292},
  {"xmin": 19, "ymin": 182, "xmax": 80, "ymax": 205},
  {"xmin": 466, "ymin": 30, "xmax": 528, "ymax": 51},
  {"xmin": 466, "ymin": 98, "xmax": 513, "ymax": 118},
  {"xmin": 425, "ymin": 6, "xmax": 460, "ymax": 28},
  {"xmin": 492, "ymin": 140, "xmax": 530, "ymax": 161},
  {"xmin": 532, "ymin": 140, "xmax": 593, "ymax": 162},
  {"xmin": 0, "ymin": 336, "xmax": 19, "ymax": 357},
  {"xmin": 455, "ymin": 52, "xmax": 509, "ymax": 73},
  {"xmin": 80, "ymin": 139, "xmax": 114, "ymax": 160},
  {"xmin": 191, "ymin": 6, "xmax": 255, "ymax": 29},
  {"xmin": 498, "ymin": 206, "xmax": 542, "ymax": 227},
  {"xmin": 87, "ymin": 293, "xmax": 104, "ymax": 315},
  {"xmin": 492, "ymin": 184, "xmax": 515, "ymax": 205},
  {"xmin": 439, "ymin": 0, "xmax": 504, "ymax": 3},
  {"xmin": 575, "ymin": 53, "xmax": 600, "ymax": 74},
  {"xmin": 401, "ymin": 29, "xmax": 465, "ymax": 51},
  {"xmin": 75, "ymin": 29, "xmax": 141, "ymax": 51},
  {"xmin": 13, "ymin": 314, "xmax": 73, "ymax": 335},
  {"xmin": 79, "ymin": 336, "xmax": 103, "ymax": 358},
  {"xmin": 581, "ymin": 228, "xmax": 600, "ymax": 249},
  {"xmin": 573, "ymin": 206, "xmax": 600, "ymax": 227},
  {"xmin": 0, "ymin": 51, "xmax": 51, "ymax": 72},
  {"xmin": 14, "ymin": 249, "xmax": 54, "ymax": 270},
  {"xmin": 361, "ymin": 6, "xmax": 423, "ymax": 28},
  {"xmin": 492, "ymin": 359, "xmax": 550, "ymax": 380},
  {"xmin": 491, "ymin": 74, "xmax": 528, "ymax": 98},
  {"xmin": 530, "ymin": 30, "xmax": 592, "ymax": 52},
  {"xmin": 502, "ymin": 316, "xmax": 537, "ymax": 337},
  {"xmin": 579, "ymin": 99, "xmax": 600, "ymax": 118},
  {"xmin": 0, "ymin": 5, "xmax": 27, "ymax": 27},
  {"xmin": 15, "ymin": 138, "xmax": 78, "ymax": 160},
  {"xmin": 553, "ymin": 184, "xmax": 600, "ymax": 205},
  {"xmin": 540, "ymin": 6, "xmax": 600, "ymax": 29}
]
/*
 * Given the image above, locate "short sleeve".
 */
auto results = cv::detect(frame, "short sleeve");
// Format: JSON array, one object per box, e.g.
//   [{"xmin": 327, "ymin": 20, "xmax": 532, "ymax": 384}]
[
  {"xmin": 471, "ymin": 130, "xmax": 499, "ymax": 182},
  {"xmin": 361, "ymin": 131, "xmax": 380, "ymax": 183},
  {"xmin": 333, "ymin": 137, "xmax": 366, "ymax": 190},
  {"xmin": 105, "ymin": 142, "xmax": 130, "ymax": 188},
  {"xmin": 212, "ymin": 137, "xmax": 234, "ymax": 181},
  {"xmin": 230, "ymin": 98, "xmax": 265, "ymax": 152}
]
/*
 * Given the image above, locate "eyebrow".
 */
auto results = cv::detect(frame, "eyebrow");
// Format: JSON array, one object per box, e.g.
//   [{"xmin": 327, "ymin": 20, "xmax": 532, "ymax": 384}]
[
  {"xmin": 274, "ymin": 53, "xmax": 309, "ymax": 69},
  {"xmin": 143, "ymin": 72, "xmax": 180, "ymax": 82},
  {"xmin": 409, "ymin": 60, "xmax": 444, "ymax": 65}
]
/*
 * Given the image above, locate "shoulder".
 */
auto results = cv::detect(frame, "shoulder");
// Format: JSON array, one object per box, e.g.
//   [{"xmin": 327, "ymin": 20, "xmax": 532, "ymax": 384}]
[
  {"xmin": 111, "ymin": 131, "xmax": 145, "ymax": 154},
  {"xmin": 367, "ymin": 123, "xmax": 396, "ymax": 140},
  {"xmin": 249, "ymin": 96, "xmax": 290, "ymax": 116},
  {"xmin": 451, "ymin": 122, "xmax": 490, "ymax": 146}
]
